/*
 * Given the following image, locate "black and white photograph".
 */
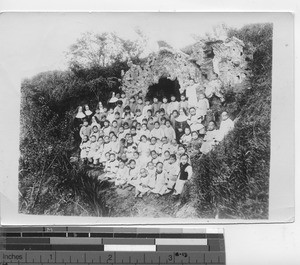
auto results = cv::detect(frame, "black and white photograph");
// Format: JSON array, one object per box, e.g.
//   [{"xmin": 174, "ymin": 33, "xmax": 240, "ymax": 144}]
[{"xmin": 8, "ymin": 13, "xmax": 275, "ymax": 219}]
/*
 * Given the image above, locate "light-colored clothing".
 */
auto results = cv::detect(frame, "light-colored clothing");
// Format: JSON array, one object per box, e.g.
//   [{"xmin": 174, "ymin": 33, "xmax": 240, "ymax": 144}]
[
  {"xmin": 167, "ymin": 101, "xmax": 179, "ymax": 115},
  {"xmin": 79, "ymin": 126, "xmax": 92, "ymax": 139},
  {"xmin": 200, "ymin": 129, "xmax": 218, "ymax": 154},
  {"xmin": 151, "ymin": 171, "xmax": 167, "ymax": 194},
  {"xmin": 180, "ymin": 134, "xmax": 192, "ymax": 146},
  {"xmin": 80, "ymin": 141, "xmax": 90, "ymax": 159},
  {"xmin": 147, "ymin": 168, "xmax": 156, "ymax": 189},
  {"xmin": 163, "ymin": 126, "xmax": 176, "ymax": 141},
  {"xmin": 115, "ymin": 166, "xmax": 129, "ymax": 186},
  {"xmin": 174, "ymin": 163, "xmax": 193, "ymax": 195},
  {"xmin": 217, "ymin": 118, "xmax": 234, "ymax": 141},
  {"xmin": 87, "ymin": 141, "xmax": 98, "ymax": 159},
  {"xmin": 135, "ymin": 176, "xmax": 150, "ymax": 194},
  {"xmin": 142, "ymin": 105, "xmax": 153, "ymax": 117},
  {"xmin": 149, "ymin": 127, "xmax": 165, "ymax": 140},
  {"xmin": 186, "ymin": 84, "xmax": 198, "ymax": 107},
  {"xmin": 197, "ymin": 98, "xmax": 210, "ymax": 116}
]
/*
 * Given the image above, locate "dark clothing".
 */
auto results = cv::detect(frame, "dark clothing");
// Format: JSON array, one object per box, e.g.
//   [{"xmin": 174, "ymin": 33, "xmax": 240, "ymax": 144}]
[
  {"xmin": 179, "ymin": 163, "xmax": 190, "ymax": 180},
  {"xmin": 175, "ymin": 120, "xmax": 188, "ymax": 143}
]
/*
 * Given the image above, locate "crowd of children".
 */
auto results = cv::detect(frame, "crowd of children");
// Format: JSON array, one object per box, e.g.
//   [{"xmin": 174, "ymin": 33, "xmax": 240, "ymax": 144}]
[{"xmin": 75, "ymin": 89, "xmax": 234, "ymax": 197}]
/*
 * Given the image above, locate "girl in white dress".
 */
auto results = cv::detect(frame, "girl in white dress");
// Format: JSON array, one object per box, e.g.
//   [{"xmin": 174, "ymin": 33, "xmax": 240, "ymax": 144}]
[
  {"xmin": 146, "ymin": 161, "xmax": 156, "ymax": 191},
  {"xmin": 164, "ymin": 154, "xmax": 180, "ymax": 190},
  {"xmin": 115, "ymin": 160, "xmax": 129, "ymax": 188},
  {"xmin": 100, "ymin": 136, "xmax": 112, "ymax": 164},
  {"xmin": 197, "ymin": 93, "xmax": 210, "ymax": 118},
  {"xmin": 93, "ymin": 137, "xmax": 104, "ymax": 165},
  {"xmin": 80, "ymin": 135, "xmax": 90, "ymax": 162},
  {"xmin": 126, "ymin": 159, "xmax": 140, "ymax": 187},
  {"xmin": 200, "ymin": 121, "xmax": 219, "ymax": 154},
  {"xmin": 87, "ymin": 135, "xmax": 98, "ymax": 164},
  {"xmin": 138, "ymin": 135, "xmax": 150, "ymax": 162},
  {"xmin": 151, "ymin": 162, "xmax": 167, "ymax": 195},
  {"xmin": 135, "ymin": 168, "xmax": 150, "ymax": 197},
  {"xmin": 180, "ymin": 127, "xmax": 192, "ymax": 146}
]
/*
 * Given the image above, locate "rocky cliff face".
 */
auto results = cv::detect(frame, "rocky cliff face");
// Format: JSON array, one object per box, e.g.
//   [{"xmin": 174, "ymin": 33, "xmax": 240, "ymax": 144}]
[{"xmin": 121, "ymin": 36, "xmax": 254, "ymax": 100}]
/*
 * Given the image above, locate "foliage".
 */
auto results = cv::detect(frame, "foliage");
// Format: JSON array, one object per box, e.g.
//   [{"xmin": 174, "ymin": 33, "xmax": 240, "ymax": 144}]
[
  {"xmin": 66, "ymin": 31, "xmax": 147, "ymax": 69},
  {"xmin": 192, "ymin": 23, "xmax": 272, "ymax": 219}
]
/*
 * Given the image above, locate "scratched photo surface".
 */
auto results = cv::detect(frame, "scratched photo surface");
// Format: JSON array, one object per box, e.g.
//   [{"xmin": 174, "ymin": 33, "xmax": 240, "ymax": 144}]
[{"xmin": 16, "ymin": 12, "xmax": 273, "ymax": 219}]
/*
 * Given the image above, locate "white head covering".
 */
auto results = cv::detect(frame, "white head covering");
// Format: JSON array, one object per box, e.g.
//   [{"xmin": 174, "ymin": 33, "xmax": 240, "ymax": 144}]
[
  {"xmin": 76, "ymin": 106, "xmax": 86, "ymax": 119},
  {"xmin": 109, "ymin": 92, "xmax": 118, "ymax": 103},
  {"xmin": 84, "ymin": 104, "xmax": 92, "ymax": 116}
]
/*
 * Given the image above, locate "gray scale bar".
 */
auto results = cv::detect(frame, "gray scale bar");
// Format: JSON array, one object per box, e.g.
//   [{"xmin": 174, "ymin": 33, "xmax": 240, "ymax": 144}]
[{"xmin": 157, "ymin": 245, "xmax": 209, "ymax": 251}]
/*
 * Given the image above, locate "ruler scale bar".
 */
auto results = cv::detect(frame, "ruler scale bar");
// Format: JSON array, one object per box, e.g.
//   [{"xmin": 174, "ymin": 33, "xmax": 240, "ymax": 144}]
[{"xmin": 0, "ymin": 227, "xmax": 226, "ymax": 264}]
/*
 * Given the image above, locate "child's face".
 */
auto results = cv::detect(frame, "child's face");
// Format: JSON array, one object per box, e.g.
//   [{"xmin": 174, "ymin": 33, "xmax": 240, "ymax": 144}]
[
  {"xmin": 112, "ymin": 135, "xmax": 117, "ymax": 142},
  {"xmin": 208, "ymin": 122, "xmax": 215, "ymax": 131},
  {"xmin": 85, "ymin": 105, "xmax": 90, "ymax": 110},
  {"xmin": 93, "ymin": 127, "xmax": 98, "ymax": 132},
  {"xmin": 153, "ymin": 98, "xmax": 158, "ymax": 103},
  {"xmin": 190, "ymin": 108, "xmax": 196, "ymax": 116},
  {"xmin": 83, "ymin": 136, "xmax": 88, "ymax": 142},
  {"xmin": 103, "ymin": 107, "xmax": 108, "ymax": 112},
  {"xmin": 104, "ymin": 122, "xmax": 109, "ymax": 128},
  {"xmin": 138, "ymin": 99, "xmax": 143, "ymax": 104},
  {"xmin": 142, "ymin": 124, "xmax": 147, "ymax": 130},
  {"xmin": 90, "ymin": 136, "xmax": 96, "ymax": 143},
  {"xmin": 141, "ymin": 170, "xmax": 147, "ymax": 178},
  {"xmin": 166, "ymin": 121, "xmax": 171, "ymax": 127},
  {"xmin": 133, "ymin": 153, "xmax": 139, "ymax": 159},
  {"xmin": 112, "ymin": 122, "xmax": 117, "ymax": 128},
  {"xmin": 98, "ymin": 138, "xmax": 104, "ymax": 144},
  {"xmin": 136, "ymin": 111, "xmax": 141, "ymax": 116},
  {"xmin": 162, "ymin": 138, "xmax": 168, "ymax": 144},
  {"xmin": 192, "ymin": 133, "xmax": 199, "ymax": 140},
  {"xmin": 130, "ymin": 98, "xmax": 135, "ymax": 103},
  {"xmin": 163, "ymin": 98, "xmax": 167, "ymax": 103},
  {"xmin": 115, "ymin": 113, "xmax": 120, "ymax": 119},
  {"xmin": 109, "ymin": 109, "xmax": 114, "ymax": 114},
  {"xmin": 151, "ymin": 152, "xmax": 158, "ymax": 159},
  {"xmin": 116, "ymin": 93, "xmax": 120, "ymax": 98},
  {"xmin": 127, "ymin": 137, "xmax": 133, "ymax": 143},
  {"xmin": 180, "ymin": 95, "xmax": 185, "ymax": 101},
  {"xmin": 222, "ymin": 112, "xmax": 229, "ymax": 121},
  {"xmin": 124, "ymin": 124, "xmax": 129, "ymax": 130},
  {"xmin": 181, "ymin": 156, "xmax": 188, "ymax": 165},
  {"xmin": 147, "ymin": 111, "xmax": 151, "ymax": 117},
  {"xmin": 104, "ymin": 137, "xmax": 110, "ymax": 143},
  {"xmin": 119, "ymin": 161, "xmax": 125, "ymax": 168},
  {"xmin": 119, "ymin": 127, "xmax": 124, "ymax": 133},
  {"xmin": 154, "ymin": 123, "xmax": 159, "ymax": 129},
  {"xmin": 169, "ymin": 157, "xmax": 176, "ymax": 164},
  {"xmin": 121, "ymin": 93, "xmax": 126, "ymax": 98},
  {"xmin": 171, "ymin": 96, "xmax": 176, "ymax": 102},
  {"xmin": 137, "ymin": 124, "xmax": 141, "ymax": 130},
  {"xmin": 146, "ymin": 101, "xmax": 150, "ymax": 106},
  {"xmin": 185, "ymin": 128, "xmax": 191, "ymax": 135},
  {"xmin": 110, "ymin": 155, "xmax": 116, "ymax": 161},
  {"xmin": 178, "ymin": 147, "xmax": 185, "ymax": 154},
  {"xmin": 130, "ymin": 161, "xmax": 136, "ymax": 169},
  {"xmin": 156, "ymin": 163, "xmax": 163, "ymax": 172},
  {"xmin": 99, "ymin": 130, "xmax": 104, "ymax": 136},
  {"xmin": 151, "ymin": 138, "xmax": 156, "ymax": 145},
  {"xmin": 130, "ymin": 128, "xmax": 136, "ymax": 134},
  {"xmin": 83, "ymin": 121, "xmax": 88, "ymax": 127},
  {"xmin": 164, "ymin": 152, "xmax": 170, "ymax": 160},
  {"xmin": 105, "ymin": 153, "xmax": 110, "ymax": 159},
  {"xmin": 148, "ymin": 162, "xmax": 154, "ymax": 170},
  {"xmin": 141, "ymin": 136, "xmax": 147, "ymax": 143}
]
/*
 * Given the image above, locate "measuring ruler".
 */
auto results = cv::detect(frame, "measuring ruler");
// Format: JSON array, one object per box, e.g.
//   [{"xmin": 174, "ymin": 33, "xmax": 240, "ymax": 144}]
[{"xmin": 0, "ymin": 226, "xmax": 225, "ymax": 265}]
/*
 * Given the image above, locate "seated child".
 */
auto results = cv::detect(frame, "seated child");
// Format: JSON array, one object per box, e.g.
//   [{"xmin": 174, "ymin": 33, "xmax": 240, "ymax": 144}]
[
  {"xmin": 149, "ymin": 121, "xmax": 165, "ymax": 141},
  {"xmin": 164, "ymin": 154, "xmax": 180, "ymax": 191},
  {"xmin": 149, "ymin": 137, "xmax": 161, "ymax": 155},
  {"xmin": 133, "ymin": 151, "xmax": 143, "ymax": 171},
  {"xmin": 173, "ymin": 154, "xmax": 193, "ymax": 195},
  {"xmin": 163, "ymin": 120, "xmax": 176, "ymax": 142},
  {"xmin": 80, "ymin": 135, "xmax": 90, "ymax": 162},
  {"xmin": 124, "ymin": 136, "xmax": 137, "ymax": 160},
  {"xmin": 130, "ymin": 126, "xmax": 139, "ymax": 143},
  {"xmin": 109, "ymin": 133, "xmax": 120, "ymax": 154},
  {"xmin": 200, "ymin": 121, "xmax": 219, "ymax": 154},
  {"xmin": 151, "ymin": 162, "xmax": 167, "ymax": 195},
  {"xmin": 138, "ymin": 135, "xmax": 150, "ymax": 162},
  {"xmin": 180, "ymin": 127, "xmax": 192, "ymax": 146},
  {"xmin": 150, "ymin": 150, "xmax": 162, "ymax": 165},
  {"xmin": 102, "ymin": 120, "xmax": 111, "ymax": 136},
  {"xmin": 118, "ymin": 126, "xmax": 126, "ymax": 141},
  {"xmin": 163, "ymin": 150, "xmax": 171, "ymax": 168},
  {"xmin": 146, "ymin": 161, "xmax": 156, "ymax": 191},
  {"xmin": 135, "ymin": 168, "xmax": 150, "ymax": 198},
  {"xmin": 115, "ymin": 159, "xmax": 129, "ymax": 188},
  {"xmin": 99, "ymin": 135, "xmax": 112, "ymax": 165},
  {"xmin": 161, "ymin": 137, "xmax": 171, "ymax": 155},
  {"xmin": 126, "ymin": 159, "xmax": 140, "ymax": 187},
  {"xmin": 139, "ymin": 123, "xmax": 151, "ymax": 139},
  {"xmin": 98, "ymin": 152, "xmax": 119, "ymax": 181},
  {"xmin": 168, "ymin": 139, "xmax": 178, "ymax": 155},
  {"xmin": 188, "ymin": 131, "xmax": 203, "ymax": 157}
]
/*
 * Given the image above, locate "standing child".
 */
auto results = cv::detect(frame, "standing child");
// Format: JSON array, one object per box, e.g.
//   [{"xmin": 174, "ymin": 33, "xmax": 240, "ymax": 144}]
[
  {"xmin": 197, "ymin": 93, "xmax": 210, "ymax": 120},
  {"xmin": 200, "ymin": 121, "xmax": 219, "ymax": 154},
  {"xmin": 93, "ymin": 137, "xmax": 104, "ymax": 166},
  {"xmin": 138, "ymin": 135, "xmax": 150, "ymax": 162},
  {"xmin": 169, "ymin": 139, "xmax": 178, "ymax": 155},
  {"xmin": 173, "ymin": 154, "xmax": 193, "ymax": 196},
  {"xmin": 79, "ymin": 119, "xmax": 91, "ymax": 139},
  {"xmin": 126, "ymin": 159, "xmax": 140, "ymax": 188},
  {"xmin": 160, "ymin": 97, "xmax": 169, "ymax": 115},
  {"xmin": 188, "ymin": 131, "xmax": 203, "ymax": 157},
  {"xmin": 163, "ymin": 120, "xmax": 176, "ymax": 142},
  {"xmin": 152, "ymin": 96, "xmax": 162, "ymax": 115},
  {"xmin": 102, "ymin": 120, "xmax": 111, "ymax": 136},
  {"xmin": 179, "ymin": 94, "xmax": 189, "ymax": 112},
  {"xmin": 146, "ymin": 161, "xmax": 156, "ymax": 191},
  {"xmin": 110, "ymin": 133, "xmax": 120, "ymax": 155},
  {"xmin": 87, "ymin": 135, "xmax": 98, "ymax": 164},
  {"xmin": 149, "ymin": 121, "xmax": 165, "ymax": 141},
  {"xmin": 90, "ymin": 125, "xmax": 100, "ymax": 141},
  {"xmin": 100, "ymin": 135, "xmax": 112, "ymax": 165},
  {"xmin": 80, "ymin": 135, "xmax": 90, "ymax": 163},
  {"xmin": 167, "ymin": 95, "xmax": 179, "ymax": 116},
  {"xmin": 142, "ymin": 99, "xmax": 153, "ymax": 118}
]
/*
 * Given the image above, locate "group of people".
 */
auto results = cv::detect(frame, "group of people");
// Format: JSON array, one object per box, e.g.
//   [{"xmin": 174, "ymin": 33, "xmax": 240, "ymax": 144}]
[{"xmin": 75, "ymin": 88, "xmax": 234, "ymax": 197}]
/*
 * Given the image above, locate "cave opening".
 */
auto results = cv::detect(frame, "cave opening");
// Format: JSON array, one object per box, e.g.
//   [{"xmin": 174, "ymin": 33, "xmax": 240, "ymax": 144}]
[{"xmin": 146, "ymin": 77, "xmax": 181, "ymax": 101}]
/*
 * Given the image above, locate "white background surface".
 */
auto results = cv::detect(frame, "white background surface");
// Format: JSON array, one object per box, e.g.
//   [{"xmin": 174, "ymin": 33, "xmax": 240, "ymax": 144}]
[{"xmin": 0, "ymin": 1, "xmax": 299, "ymax": 265}]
